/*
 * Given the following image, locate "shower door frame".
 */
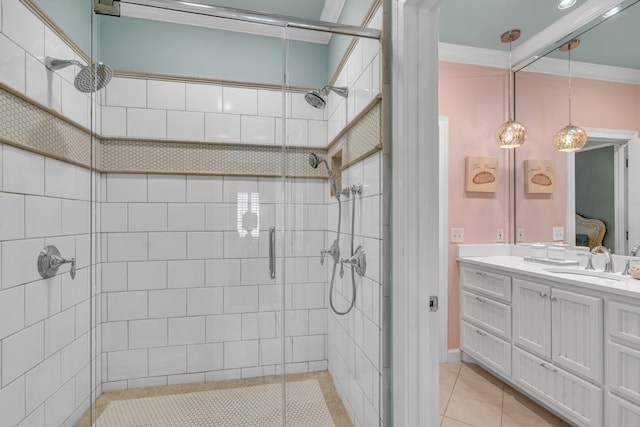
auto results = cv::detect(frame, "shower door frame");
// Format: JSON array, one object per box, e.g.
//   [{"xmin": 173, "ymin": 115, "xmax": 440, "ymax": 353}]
[{"xmin": 89, "ymin": 1, "xmax": 384, "ymax": 426}]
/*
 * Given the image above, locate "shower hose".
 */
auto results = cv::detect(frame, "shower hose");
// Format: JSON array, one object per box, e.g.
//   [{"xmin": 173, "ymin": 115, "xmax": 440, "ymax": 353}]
[{"xmin": 328, "ymin": 189, "xmax": 357, "ymax": 315}]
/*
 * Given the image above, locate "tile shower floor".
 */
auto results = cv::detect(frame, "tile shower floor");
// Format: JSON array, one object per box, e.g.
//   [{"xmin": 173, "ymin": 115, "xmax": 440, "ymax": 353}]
[
  {"xmin": 75, "ymin": 371, "xmax": 352, "ymax": 427},
  {"xmin": 440, "ymin": 362, "xmax": 573, "ymax": 427}
]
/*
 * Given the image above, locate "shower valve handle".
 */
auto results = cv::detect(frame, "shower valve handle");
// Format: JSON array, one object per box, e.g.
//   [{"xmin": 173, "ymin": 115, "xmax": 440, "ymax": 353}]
[{"xmin": 320, "ymin": 240, "xmax": 340, "ymax": 265}]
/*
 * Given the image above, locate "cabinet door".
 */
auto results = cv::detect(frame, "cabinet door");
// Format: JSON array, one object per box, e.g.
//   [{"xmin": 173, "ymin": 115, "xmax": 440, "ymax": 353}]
[
  {"xmin": 460, "ymin": 321, "xmax": 511, "ymax": 377},
  {"xmin": 609, "ymin": 301, "xmax": 640, "ymax": 348},
  {"xmin": 461, "ymin": 290, "xmax": 511, "ymax": 340},
  {"xmin": 513, "ymin": 279, "xmax": 551, "ymax": 358},
  {"xmin": 460, "ymin": 266, "xmax": 511, "ymax": 303},
  {"xmin": 607, "ymin": 393, "xmax": 640, "ymax": 427},
  {"xmin": 551, "ymin": 288, "xmax": 603, "ymax": 382},
  {"xmin": 513, "ymin": 347, "xmax": 603, "ymax": 427},
  {"xmin": 608, "ymin": 342, "xmax": 640, "ymax": 407}
]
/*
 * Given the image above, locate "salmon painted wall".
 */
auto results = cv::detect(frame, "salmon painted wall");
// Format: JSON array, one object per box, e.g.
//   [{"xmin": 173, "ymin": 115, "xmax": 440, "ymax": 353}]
[
  {"xmin": 440, "ymin": 61, "xmax": 640, "ymax": 349},
  {"xmin": 439, "ymin": 62, "xmax": 513, "ymax": 349}
]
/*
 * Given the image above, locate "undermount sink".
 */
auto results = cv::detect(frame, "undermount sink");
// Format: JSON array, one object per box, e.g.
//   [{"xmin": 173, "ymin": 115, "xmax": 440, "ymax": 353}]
[{"xmin": 542, "ymin": 267, "xmax": 624, "ymax": 282}]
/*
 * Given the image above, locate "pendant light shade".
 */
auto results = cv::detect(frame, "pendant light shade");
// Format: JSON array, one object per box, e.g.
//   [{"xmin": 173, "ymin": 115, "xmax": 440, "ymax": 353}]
[
  {"xmin": 553, "ymin": 39, "xmax": 587, "ymax": 152},
  {"xmin": 553, "ymin": 124, "xmax": 587, "ymax": 152},
  {"xmin": 496, "ymin": 120, "xmax": 528, "ymax": 148},
  {"xmin": 496, "ymin": 29, "xmax": 526, "ymax": 149}
]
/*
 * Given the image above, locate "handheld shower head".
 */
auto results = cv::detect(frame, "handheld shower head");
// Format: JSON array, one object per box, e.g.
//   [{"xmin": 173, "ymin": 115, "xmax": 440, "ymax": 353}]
[
  {"xmin": 45, "ymin": 56, "xmax": 113, "ymax": 93},
  {"xmin": 308, "ymin": 153, "xmax": 339, "ymax": 198},
  {"xmin": 308, "ymin": 152, "xmax": 321, "ymax": 168},
  {"xmin": 304, "ymin": 85, "xmax": 348, "ymax": 109}
]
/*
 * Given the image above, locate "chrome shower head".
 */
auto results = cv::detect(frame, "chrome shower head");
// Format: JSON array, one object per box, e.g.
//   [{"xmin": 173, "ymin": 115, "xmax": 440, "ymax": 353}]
[
  {"xmin": 308, "ymin": 152, "xmax": 321, "ymax": 168},
  {"xmin": 304, "ymin": 85, "xmax": 348, "ymax": 109},
  {"xmin": 45, "ymin": 56, "xmax": 113, "ymax": 93},
  {"xmin": 305, "ymin": 91, "xmax": 326, "ymax": 109}
]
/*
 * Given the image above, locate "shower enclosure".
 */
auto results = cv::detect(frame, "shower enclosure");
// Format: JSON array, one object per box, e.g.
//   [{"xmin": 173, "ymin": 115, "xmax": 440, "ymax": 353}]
[{"xmin": 0, "ymin": 0, "xmax": 386, "ymax": 425}]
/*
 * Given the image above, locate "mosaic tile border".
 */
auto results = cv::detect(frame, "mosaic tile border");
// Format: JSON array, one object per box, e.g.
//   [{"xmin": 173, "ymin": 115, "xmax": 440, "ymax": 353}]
[
  {"xmin": 0, "ymin": 87, "xmax": 380, "ymax": 178},
  {"xmin": 328, "ymin": 97, "xmax": 382, "ymax": 171},
  {"xmin": 99, "ymin": 138, "xmax": 328, "ymax": 177},
  {"xmin": 0, "ymin": 84, "xmax": 95, "ymax": 169}
]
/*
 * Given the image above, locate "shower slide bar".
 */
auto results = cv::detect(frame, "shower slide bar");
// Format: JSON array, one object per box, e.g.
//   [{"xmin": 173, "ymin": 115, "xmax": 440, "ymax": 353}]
[{"xmin": 117, "ymin": 0, "xmax": 382, "ymax": 40}]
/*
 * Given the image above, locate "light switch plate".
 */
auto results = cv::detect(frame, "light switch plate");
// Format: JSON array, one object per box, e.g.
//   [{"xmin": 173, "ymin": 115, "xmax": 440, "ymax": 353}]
[
  {"xmin": 497, "ymin": 228, "xmax": 504, "ymax": 242},
  {"xmin": 553, "ymin": 227, "xmax": 564, "ymax": 241},
  {"xmin": 517, "ymin": 228, "xmax": 525, "ymax": 242}
]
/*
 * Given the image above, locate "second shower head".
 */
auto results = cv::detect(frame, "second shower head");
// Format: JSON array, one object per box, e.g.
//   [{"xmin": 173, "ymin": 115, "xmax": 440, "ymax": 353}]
[
  {"xmin": 309, "ymin": 153, "xmax": 339, "ymax": 199},
  {"xmin": 304, "ymin": 85, "xmax": 348, "ymax": 109},
  {"xmin": 45, "ymin": 56, "xmax": 113, "ymax": 93}
]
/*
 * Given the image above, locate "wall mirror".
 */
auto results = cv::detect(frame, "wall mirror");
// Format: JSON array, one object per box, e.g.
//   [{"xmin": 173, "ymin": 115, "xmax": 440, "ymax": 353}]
[{"xmin": 513, "ymin": 0, "xmax": 640, "ymax": 254}]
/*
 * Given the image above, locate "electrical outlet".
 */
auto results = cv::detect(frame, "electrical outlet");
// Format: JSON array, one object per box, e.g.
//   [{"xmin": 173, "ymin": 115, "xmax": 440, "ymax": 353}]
[
  {"xmin": 496, "ymin": 228, "xmax": 505, "ymax": 242},
  {"xmin": 451, "ymin": 228, "xmax": 464, "ymax": 243},
  {"xmin": 517, "ymin": 228, "xmax": 525, "ymax": 242},
  {"xmin": 553, "ymin": 226, "xmax": 564, "ymax": 241}
]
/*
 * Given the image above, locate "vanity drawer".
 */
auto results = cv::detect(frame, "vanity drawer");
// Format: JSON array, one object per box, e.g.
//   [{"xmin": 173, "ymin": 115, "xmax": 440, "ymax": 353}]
[
  {"xmin": 513, "ymin": 347, "xmax": 603, "ymax": 427},
  {"xmin": 608, "ymin": 341, "xmax": 640, "ymax": 407},
  {"xmin": 607, "ymin": 393, "xmax": 640, "ymax": 427},
  {"xmin": 609, "ymin": 301, "xmax": 640, "ymax": 348},
  {"xmin": 461, "ymin": 291, "xmax": 511, "ymax": 340},
  {"xmin": 461, "ymin": 320, "xmax": 511, "ymax": 378},
  {"xmin": 460, "ymin": 266, "xmax": 511, "ymax": 303}
]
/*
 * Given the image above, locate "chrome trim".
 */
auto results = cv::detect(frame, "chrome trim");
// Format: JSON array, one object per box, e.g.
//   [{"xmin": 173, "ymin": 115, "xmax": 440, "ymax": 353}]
[
  {"xmin": 37, "ymin": 245, "xmax": 76, "ymax": 280},
  {"xmin": 269, "ymin": 226, "xmax": 276, "ymax": 279},
  {"xmin": 118, "ymin": 0, "xmax": 382, "ymax": 39}
]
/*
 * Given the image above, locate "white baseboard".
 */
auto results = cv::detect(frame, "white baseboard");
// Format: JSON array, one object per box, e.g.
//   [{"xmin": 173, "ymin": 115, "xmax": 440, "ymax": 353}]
[{"xmin": 447, "ymin": 349, "xmax": 461, "ymax": 362}]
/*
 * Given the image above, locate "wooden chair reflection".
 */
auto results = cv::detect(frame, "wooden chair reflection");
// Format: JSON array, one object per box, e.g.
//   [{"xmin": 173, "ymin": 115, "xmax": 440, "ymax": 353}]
[{"xmin": 575, "ymin": 213, "xmax": 606, "ymax": 250}]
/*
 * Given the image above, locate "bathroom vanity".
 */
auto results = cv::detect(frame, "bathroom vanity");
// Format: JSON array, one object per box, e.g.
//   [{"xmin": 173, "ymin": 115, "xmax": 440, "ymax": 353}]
[{"xmin": 458, "ymin": 245, "xmax": 640, "ymax": 427}]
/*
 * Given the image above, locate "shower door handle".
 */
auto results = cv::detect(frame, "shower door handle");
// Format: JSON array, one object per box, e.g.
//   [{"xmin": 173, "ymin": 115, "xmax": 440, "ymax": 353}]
[{"xmin": 269, "ymin": 227, "xmax": 276, "ymax": 279}]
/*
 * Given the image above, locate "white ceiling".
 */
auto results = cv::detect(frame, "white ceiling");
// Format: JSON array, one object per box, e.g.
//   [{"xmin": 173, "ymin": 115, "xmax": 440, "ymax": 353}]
[
  {"xmin": 439, "ymin": 0, "xmax": 640, "ymax": 75},
  {"xmin": 120, "ymin": 0, "xmax": 347, "ymax": 44}
]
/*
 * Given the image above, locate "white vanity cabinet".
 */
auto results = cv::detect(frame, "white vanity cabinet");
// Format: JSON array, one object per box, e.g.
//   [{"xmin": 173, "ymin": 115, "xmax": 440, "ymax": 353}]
[
  {"xmin": 512, "ymin": 279, "xmax": 604, "ymax": 383},
  {"xmin": 606, "ymin": 301, "xmax": 640, "ymax": 424},
  {"xmin": 459, "ymin": 266, "xmax": 512, "ymax": 378},
  {"xmin": 460, "ymin": 261, "xmax": 606, "ymax": 427},
  {"xmin": 511, "ymin": 278, "xmax": 604, "ymax": 426}
]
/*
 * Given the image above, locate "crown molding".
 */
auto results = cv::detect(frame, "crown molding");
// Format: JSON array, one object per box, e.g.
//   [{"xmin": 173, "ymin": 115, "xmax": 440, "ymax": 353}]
[
  {"xmin": 119, "ymin": 1, "xmax": 349, "ymax": 44},
  {"xmin": 439, "ymin": 43, "xmax": 640, "ymax": 84}
]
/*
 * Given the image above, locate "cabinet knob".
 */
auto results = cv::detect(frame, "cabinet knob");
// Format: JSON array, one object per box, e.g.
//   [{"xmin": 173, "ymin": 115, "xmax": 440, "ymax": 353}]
[
  {"xmin": 550, "ymin": 296, "xmax": 557, "ymax": 302},
  {"xmin": 539, "ymin": 292, "xmax": 547, "ymax": 298},
  {"xmin": 475, "ymin": 329, "xmax": 486, "ymax": 337},
  {"xmin": 475, "ymin": 296, "xmax": 487, "ymax": 303},
  {"xmin": 475, "ymin": 271, "xmax": 487, "ymax": 277}
]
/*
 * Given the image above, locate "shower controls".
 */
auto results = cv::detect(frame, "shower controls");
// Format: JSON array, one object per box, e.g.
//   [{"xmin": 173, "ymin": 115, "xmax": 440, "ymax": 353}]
[
  {"xmin": 37, "ymin": 245, "xmax": 76, "ymax": 280},
  {"xmin": 340, "ymin": 245, "xmax": 366, "ymax": 278},
  {"xmin": 320, "ymin": 239, "xmax": 340, "ymax": 266}
]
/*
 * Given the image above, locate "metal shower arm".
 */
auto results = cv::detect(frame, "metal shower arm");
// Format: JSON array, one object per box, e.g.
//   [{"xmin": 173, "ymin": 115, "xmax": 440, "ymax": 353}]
[{"xmin": 45, "ymin": 57, "xmax": 84, "ymax": 71}]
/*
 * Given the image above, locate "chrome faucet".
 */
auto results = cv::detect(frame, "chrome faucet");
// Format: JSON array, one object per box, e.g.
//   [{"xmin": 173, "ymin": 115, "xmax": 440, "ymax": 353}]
[
  {"xmin": 622, "ymin": 244, "xmax": 640, "ymax": 275},
  {"xmin": 591, "ymin": 246, "xmax": 615, "ymax": 273}
]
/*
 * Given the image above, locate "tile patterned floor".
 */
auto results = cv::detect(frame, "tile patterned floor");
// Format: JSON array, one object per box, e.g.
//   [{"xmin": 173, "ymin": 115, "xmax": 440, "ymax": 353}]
[{"xmin": 440, "ymin": 362, "xmax": 574, "ymax": 427}]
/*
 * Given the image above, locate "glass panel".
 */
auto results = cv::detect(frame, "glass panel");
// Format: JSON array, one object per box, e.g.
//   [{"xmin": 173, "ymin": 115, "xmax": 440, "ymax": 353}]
[
  {"xmin": 284, "ymin": 16, "xmax": 385, "ymax": 425},
  {"xmin": 0, "ymin": 1, "xmax": 95, "ymax": 426},
  {"xmin": 88, "ymin": 3, "xmax": 288, "ymax": 426}
]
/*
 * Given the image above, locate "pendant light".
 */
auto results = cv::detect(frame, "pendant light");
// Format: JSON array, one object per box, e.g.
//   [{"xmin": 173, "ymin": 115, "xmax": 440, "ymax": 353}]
[
  {"xmin": 553, "ymin": 39, "xmax": 587, "ymax": 152},
  {"xmin": 496, "ymin": 29, "xmax": 527, "ymax": 149}
]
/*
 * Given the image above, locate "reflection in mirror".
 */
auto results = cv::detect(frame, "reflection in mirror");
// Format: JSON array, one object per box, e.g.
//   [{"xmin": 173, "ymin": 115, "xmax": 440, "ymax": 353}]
[{"xmin": 514, "ymin": 0, "xmax": 640, "ymax": 254}]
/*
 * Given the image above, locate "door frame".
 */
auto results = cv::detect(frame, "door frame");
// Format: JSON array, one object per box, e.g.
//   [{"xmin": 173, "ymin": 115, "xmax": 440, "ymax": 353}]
[
  {"xmin": 567, "ymin": 127, "xmax": 637, "ymax": 254},
  {"xmin": 439, "ymin": 116, "xmax": 449, "ymax": 362}
]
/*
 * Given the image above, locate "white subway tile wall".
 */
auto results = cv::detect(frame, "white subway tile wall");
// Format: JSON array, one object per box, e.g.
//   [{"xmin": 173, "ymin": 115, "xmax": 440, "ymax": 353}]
[
  {"xmin": 101, "ymin": 174, "xmax": 331, "ymax": 390},
  {"xmin": 0, "ymin": 1, "xmax": 384, "ymax": 425},
  {"xmin": 0, "ymin": 142, "xmax": 98, "ymax": 426},
  {"xmin": 328, "ymin": 151, "xmax": 383, "ymax": 427}
]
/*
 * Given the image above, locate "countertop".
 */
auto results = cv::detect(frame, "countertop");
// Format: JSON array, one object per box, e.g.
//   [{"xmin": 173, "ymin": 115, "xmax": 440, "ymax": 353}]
[{"xmin": 459, "ymin": 255, "xmax": 640, "ymax": 300}]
